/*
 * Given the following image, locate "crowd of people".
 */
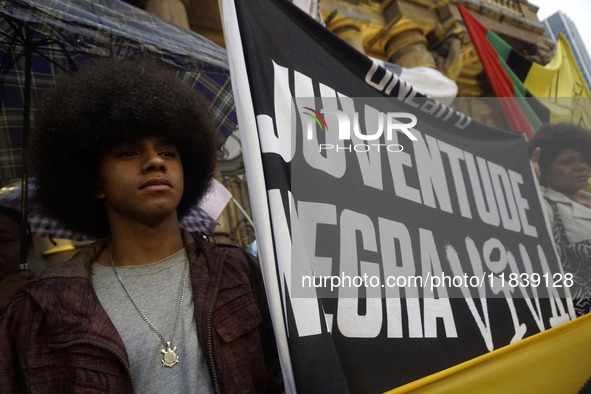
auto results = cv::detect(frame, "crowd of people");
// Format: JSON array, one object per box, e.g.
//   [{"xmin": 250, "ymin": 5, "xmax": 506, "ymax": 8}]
[{"xmin": 0, "ymin": 56, "xmax": 590, "ymax": 392}]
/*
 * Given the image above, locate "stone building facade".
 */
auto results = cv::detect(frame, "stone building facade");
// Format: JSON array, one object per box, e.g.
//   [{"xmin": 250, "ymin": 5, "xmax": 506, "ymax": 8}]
[{"xmin": 321, "ymin": 0, "xmax": 552, "ymax": 97}]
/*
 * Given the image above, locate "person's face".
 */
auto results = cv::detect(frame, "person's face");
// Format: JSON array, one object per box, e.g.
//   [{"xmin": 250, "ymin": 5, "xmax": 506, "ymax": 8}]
[
  {"xmin": 96, "ymin": 137, "xmax": 184, "ymax": 227},
  {"xmin": 0, "ymin": 213, "xmax": 20, "ymax": 281},
  {"xmin": 543, "ymin": 147, "xmax": 591, "ymax": 197}
]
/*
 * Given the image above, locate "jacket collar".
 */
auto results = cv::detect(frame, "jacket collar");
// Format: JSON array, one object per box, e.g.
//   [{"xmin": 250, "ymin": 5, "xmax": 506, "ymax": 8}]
[
  {"xmin": 544, "ymin": 187, "xmax": 575, "ymax": 203},
  {"xmin": 545, "ymin": 187, "xmax": 591, "ymax": 220},
  {"xmin": 39, "ymin": 229, "xmax": 199, "ymax": 280}
]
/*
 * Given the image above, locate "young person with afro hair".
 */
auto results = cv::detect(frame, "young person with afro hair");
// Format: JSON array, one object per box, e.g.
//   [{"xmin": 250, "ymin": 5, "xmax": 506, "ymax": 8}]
[{"xmin": 0, "ymin": 58, "xmax": 284, "ymax": 393}]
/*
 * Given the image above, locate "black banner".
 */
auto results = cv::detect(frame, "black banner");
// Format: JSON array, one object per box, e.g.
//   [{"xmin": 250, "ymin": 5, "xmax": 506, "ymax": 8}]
[{"xmin": 224, "ymin": 0, "xmax": 575, "ymax": 392}]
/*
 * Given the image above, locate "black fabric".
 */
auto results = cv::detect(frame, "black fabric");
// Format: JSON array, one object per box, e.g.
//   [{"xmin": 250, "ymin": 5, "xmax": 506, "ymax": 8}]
[
  {"xmin": 230, "ymin": 0, "xmax": 572, "ymax": 391},
  {"xmin": 505, "ymin": 49, "xmax": 533, "ymax": 82}
]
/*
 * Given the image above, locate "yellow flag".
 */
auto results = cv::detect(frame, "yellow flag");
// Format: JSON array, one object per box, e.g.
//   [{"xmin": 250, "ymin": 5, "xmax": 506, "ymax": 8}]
[
  {"xmin": 385, "ymin": 313, "xmax": 591, "ymax": 394},
  {"xmin": 524, "ymin": 34, "xmax": 591, "ymax": 128}
]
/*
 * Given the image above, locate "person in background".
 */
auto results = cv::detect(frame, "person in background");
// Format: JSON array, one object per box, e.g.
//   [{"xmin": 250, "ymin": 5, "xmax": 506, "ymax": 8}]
[
  {"xmin": 0, "ymin": 206, "xmax": 44, "ymax": 313},
  {"xmin": 529, "ymin": 123, "xmax": 591, "ymax": 316},
  {"xmin": 0, "ymin": 58, "xmax": 283, "ymax": 393}
]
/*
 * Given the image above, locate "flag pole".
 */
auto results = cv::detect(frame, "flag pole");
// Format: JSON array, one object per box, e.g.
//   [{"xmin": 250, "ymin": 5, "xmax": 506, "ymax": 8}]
[{"xmin": 19, "ymin": 26, "xmax": 32, "ymax": 271}]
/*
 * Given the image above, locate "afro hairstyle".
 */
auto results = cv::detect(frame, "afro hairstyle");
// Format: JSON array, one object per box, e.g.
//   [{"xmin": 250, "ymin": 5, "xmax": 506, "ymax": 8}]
[
  {"xmin": 31, "ymin": 57, "xmax": 219, "ymax": 238},
  {"xmin": 527, "ymin": 123, "xmax": 591, "ymax": 185}
]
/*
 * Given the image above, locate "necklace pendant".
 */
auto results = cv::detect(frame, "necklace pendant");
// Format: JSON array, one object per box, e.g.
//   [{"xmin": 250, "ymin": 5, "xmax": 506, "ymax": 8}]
[{"xmin": 161, "ymin": 342, "xmax": 179, "ymax": 368}]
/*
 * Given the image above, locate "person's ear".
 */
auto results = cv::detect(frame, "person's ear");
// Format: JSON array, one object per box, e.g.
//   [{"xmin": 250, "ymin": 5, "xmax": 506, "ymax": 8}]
[{"xmin": 539, "ymin": 170, "xmax": 548, "ymax": 187}]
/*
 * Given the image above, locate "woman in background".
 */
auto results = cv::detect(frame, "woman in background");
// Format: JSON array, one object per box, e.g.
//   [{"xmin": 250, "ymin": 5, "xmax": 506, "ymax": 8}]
[{"xmin": 529, "ymin": 123, "xmax": 591, "ymax": 316}]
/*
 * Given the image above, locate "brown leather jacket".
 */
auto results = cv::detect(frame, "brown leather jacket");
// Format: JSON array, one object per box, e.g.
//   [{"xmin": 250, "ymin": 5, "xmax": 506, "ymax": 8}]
[{"xmin": 0, "ymin": 232, "xmax": 283, "ymax": 393}]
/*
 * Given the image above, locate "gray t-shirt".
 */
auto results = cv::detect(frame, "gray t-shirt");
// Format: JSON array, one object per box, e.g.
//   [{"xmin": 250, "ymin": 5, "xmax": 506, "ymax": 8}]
[{"xmin": 91, "ymin": 249, "xmax": 214, "ymax": 393}]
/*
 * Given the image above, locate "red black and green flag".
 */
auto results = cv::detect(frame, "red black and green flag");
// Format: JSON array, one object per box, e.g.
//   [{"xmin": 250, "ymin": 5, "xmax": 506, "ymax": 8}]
[{"xmin": 459, "ymin": 5, "xmax": 550, "ymax": 138}]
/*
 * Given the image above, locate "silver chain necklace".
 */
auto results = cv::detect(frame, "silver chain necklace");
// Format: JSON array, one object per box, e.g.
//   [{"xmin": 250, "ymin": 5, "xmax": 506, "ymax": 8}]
[{"xmin": 108, "ymin": 247, "xmax": 188, "ymax": 368}]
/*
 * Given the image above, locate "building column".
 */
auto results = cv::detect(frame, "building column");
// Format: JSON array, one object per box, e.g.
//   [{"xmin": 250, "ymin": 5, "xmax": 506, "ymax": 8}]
[
  {"xmin": 327, "ymin": 17, "xmax": 365, "ymax": 53},
  {"xmin": 385, "ymin": 28, "xmax": 436, "ymax": 68},
  {"xmin": 145, "ymin": 0, "xmax": 190, "ymax": 29}
]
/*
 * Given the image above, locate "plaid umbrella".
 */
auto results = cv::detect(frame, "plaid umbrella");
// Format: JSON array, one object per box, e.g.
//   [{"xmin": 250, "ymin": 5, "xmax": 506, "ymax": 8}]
[
  {"xmin": 0, "ymin": 0, "xmax": 237, "ymax": 179},
  {"xmin": 0, "ymin": 181, "xmax": 219, "ymax": 240}
]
